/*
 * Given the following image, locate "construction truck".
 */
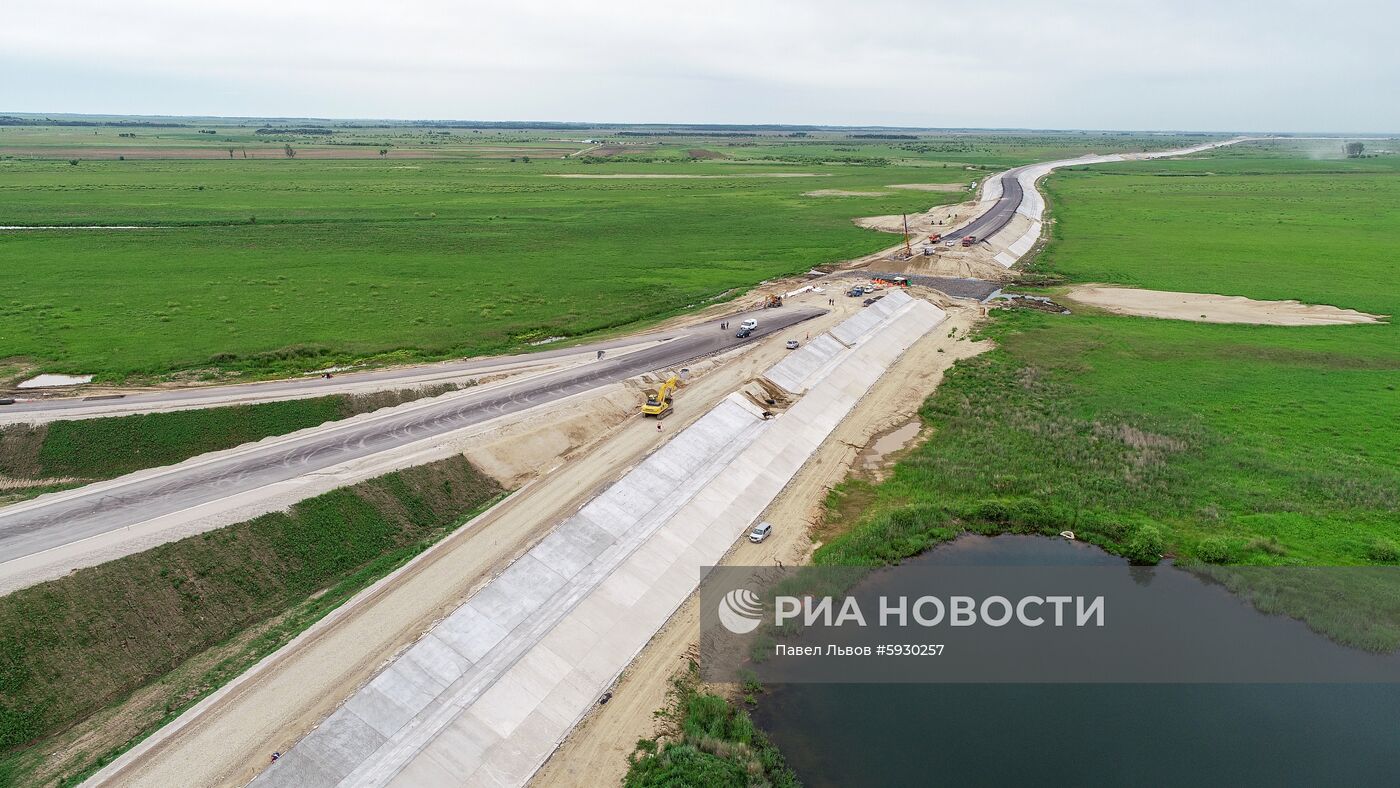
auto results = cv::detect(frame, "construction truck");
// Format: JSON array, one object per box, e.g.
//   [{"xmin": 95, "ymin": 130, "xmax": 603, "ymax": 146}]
[
  {"xmin": 762, "ymin": 294, "xmax": 783, "ymax": 308},
  {"xmin": 641, "ymin": 374, "xmax": 680, "ymax": 418}
]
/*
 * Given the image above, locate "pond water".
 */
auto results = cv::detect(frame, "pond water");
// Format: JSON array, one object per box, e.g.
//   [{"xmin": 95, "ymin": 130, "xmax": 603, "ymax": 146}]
[{"xmin": 752, "ymin": 535, "xmax": 1400, "ymax": 787}]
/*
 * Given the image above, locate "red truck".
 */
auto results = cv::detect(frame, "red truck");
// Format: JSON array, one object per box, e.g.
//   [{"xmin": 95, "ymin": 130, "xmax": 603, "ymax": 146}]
[{"xmin": 961, "ymin": 235, "xmax": 977, "ymax": 247}]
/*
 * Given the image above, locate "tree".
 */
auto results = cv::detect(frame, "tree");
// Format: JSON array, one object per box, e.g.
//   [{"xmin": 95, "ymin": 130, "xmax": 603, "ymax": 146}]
[
  {"xmin": 521, "ymin": 155, "xmax": 531, "ymax": 163},
  {"xmin": 1125, "ymin": 523, "xmax": 1165, "ymax": 565},
  {"xmin": 1345, "ymin": 141, "xmax": 1365, "ymax": 158},
  {"xmin": 378, "ymin": 148, "xmax": 388, "ymax": 157},
  {"xmin": 228, "ymin": 148, "xmax": 235, "ymax": 159},
  {"xmin": 284, "ymin": 144, "xmax": 296, "ymax": 159}
]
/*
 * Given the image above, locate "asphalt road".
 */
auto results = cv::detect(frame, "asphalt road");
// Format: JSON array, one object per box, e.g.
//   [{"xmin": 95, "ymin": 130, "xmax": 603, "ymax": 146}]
[
  {"xmin": 946, "ymin": 167, "xmax": 1026, "ymax": 243},
  {"xmin": 0, "ymin": 307, "xmax": 822, "ymax": 574},
  {"xmin": 0, "ymin": 327, "xmax": 707, "ymax": 423}
]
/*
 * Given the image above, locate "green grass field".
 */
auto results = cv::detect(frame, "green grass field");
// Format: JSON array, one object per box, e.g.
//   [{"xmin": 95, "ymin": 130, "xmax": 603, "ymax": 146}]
[
  {"xmin": 0, "ymin": 125, "xmax": 1212, "ymax": 382},
  {"xmin": 824, "ymin": 139, "xmax": 1400, "ymax": 569},
  {"xmin": 0, "ymin": 157, "xmax": 964, "ymax": 381}
]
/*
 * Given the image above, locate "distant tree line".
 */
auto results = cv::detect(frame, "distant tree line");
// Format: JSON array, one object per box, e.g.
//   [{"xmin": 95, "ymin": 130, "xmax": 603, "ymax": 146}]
[
  {"xmin": 618, "ymin": 131, "xmax": 756, "ymax": 137},
  {"xmin": 256, "ymin": 127, "xmax": 335, "ymax": 135},
  {"xmin": 0, "ymin": 116, "xmax": 183, "ymax": 127}
]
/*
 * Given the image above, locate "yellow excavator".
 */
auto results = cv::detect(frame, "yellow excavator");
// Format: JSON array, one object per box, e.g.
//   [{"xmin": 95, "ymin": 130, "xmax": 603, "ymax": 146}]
[{"xmin": 641, "ymin": 375, "xmax": 680, "ymax": 418}]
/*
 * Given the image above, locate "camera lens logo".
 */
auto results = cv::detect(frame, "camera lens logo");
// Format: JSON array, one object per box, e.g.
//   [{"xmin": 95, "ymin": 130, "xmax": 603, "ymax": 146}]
[{"xmin": 717, "ymin": 588, "xmax": 764, "ymax": 634}]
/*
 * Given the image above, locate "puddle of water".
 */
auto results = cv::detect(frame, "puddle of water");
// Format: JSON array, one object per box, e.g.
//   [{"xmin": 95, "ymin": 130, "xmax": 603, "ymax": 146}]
[{"xmin": 860, "ymin": 420, "xmax": 921, "ymax": 473}]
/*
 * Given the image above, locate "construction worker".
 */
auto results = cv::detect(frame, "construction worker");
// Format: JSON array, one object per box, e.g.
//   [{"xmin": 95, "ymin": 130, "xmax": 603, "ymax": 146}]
[{"xmin": 597, "ymin": 349, "xmax": 604, "ymax": 360}]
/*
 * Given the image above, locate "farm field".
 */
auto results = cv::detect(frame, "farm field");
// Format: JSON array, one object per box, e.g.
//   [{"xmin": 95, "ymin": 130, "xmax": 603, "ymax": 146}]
[
  {"xmin": 823, "ymin": 140, "xmax": 1400, "ymax": 570},
  {"xmin": 0, "ymin": 123, "xmax": 1211, "ymax": 382}
]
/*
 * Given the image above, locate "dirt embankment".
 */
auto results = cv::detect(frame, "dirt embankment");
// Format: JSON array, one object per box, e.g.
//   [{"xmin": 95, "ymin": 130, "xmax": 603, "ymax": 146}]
[
  {"xmin": 1064, "ymin": 286, "xmax": 1387, "ymax": 326},
  {"xmin": 463, "ymin": 387, "xmax": 636, "ymax": 488}
]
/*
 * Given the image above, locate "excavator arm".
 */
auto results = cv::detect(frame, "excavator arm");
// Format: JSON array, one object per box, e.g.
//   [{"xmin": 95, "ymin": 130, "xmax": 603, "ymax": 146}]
[{"xmin": 641, "ymin": 375, "xmax": 681, "ymax": 417}]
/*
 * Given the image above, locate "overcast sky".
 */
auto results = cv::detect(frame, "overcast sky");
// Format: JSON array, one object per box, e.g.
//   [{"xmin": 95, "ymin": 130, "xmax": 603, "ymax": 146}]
[{"xmin": 3, "ymin": 0, "xmax": 1395, "ymax": 132}]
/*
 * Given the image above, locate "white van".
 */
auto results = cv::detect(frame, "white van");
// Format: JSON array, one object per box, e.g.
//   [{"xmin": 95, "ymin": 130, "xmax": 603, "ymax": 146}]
[
  {"xmin": 740, "ymin": 318, "xmax": 758, "ymax": 331},
  {"xmin": 748, "ymin": 522, "xmax": 773, "ymax": 543}
]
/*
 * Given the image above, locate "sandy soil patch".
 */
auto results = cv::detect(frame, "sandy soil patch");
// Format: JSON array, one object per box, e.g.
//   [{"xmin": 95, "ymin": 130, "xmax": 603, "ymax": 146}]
[
  {"xmin": 463, "ymin": 391, "xmax": 635, "ymax": 488},
  {"xmin": 804, "ymin": 189, "xmax": 891, "ymax": 197},
  {"xmin": 1064, "ymin": 286, "xmax": 1386, "ymax": 326},
  {"xmin": 903, "ymin": 252, "xmax": 1013, "ymax": 282},
  {"xmin": 855, "ymin": 199, "xmax": 974, "ymax": 236},
  {"xmin": 887, "ymin": 183, "xmax": 967, "ymax": 192},
  {"xmin": 18, "ymin": 374, "xmax": 93, "ymax": 389},
  {"xmin": 856, "ymin": 214, "xmax": 923, "ymax": 233}
]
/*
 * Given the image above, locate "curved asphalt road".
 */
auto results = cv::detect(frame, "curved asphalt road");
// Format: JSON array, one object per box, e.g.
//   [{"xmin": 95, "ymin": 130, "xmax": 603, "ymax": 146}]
[
  {"xmin": 945, "ymin": 167, "xmax": 1026, "ymax": 243},
  {"xmin": 0, "ymin": 307, "xmax": 822, "ymax": 575}
]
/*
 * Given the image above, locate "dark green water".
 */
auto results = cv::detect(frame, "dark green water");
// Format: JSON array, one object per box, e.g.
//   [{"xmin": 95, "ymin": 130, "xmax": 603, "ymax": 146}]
[{"xmin": 752, "ymin": 536, "xmax": 1400, "ymax": 787}]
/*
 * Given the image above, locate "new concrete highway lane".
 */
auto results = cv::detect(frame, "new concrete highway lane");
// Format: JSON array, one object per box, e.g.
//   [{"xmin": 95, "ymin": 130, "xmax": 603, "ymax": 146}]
[{"xmin": 0, "ymin": 307, "xmax": 823, "ymax": 573}]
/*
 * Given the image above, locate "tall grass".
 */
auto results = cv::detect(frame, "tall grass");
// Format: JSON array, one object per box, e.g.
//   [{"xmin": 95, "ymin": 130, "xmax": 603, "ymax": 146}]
[{"xmin": 626, "ymin": 664, "xmax": 798, "ymax": 788}]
